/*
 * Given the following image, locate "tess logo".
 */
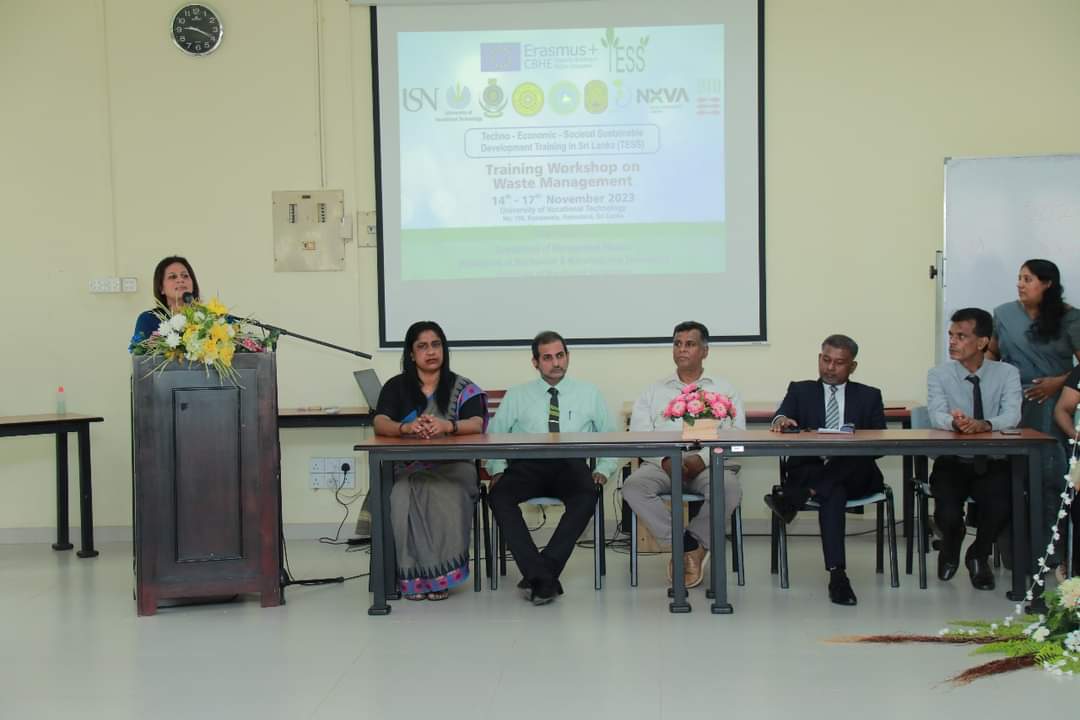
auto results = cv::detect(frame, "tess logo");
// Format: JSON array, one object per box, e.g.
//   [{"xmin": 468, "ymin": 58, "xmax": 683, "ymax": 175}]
[{"xmin": 601, "ymin": 28, "xmax": 648, "ymax": 73}]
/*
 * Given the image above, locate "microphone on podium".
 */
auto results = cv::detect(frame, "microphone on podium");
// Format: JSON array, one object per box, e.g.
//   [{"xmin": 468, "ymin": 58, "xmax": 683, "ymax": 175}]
[{"xmin": 182, "ymin": 292, "xmax": 195, "ymax": 305}]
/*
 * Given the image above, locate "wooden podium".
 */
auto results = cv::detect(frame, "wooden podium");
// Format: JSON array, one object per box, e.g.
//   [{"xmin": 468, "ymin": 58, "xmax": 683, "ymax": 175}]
[{"xmin": 131, "ymin": 354, "xmax": 282, "ymax": 616}]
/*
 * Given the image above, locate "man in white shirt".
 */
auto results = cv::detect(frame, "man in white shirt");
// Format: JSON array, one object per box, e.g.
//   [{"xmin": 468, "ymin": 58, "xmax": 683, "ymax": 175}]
[{"xmin": 622, "ymin": 321, "xmax": 744, "ymax": 590}]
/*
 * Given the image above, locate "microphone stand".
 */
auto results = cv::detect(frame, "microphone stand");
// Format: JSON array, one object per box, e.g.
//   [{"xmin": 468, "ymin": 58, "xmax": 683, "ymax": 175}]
[
  {"xmin": 229, "ymin": 315, "xmax": 373, "ymax": 592},
  {"xmin": 235, "ymin": 316, "xmax": 372, "ymax": 359}
]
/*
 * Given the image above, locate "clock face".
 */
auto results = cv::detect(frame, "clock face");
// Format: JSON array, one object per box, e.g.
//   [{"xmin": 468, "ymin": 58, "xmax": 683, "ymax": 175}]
[{"xmin": 171, "ymin": 4, "xmax": 223, "ymax": 56}]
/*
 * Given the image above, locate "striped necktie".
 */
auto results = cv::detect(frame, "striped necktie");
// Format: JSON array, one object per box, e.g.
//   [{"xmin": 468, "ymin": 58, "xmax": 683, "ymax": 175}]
[
  {"xmin": 825, "ymin": 385, "xmax": 840, "ymax": 429},
  {"xmin": 547, "ymin": 387, "xmax": 560, "ymax": 432}
]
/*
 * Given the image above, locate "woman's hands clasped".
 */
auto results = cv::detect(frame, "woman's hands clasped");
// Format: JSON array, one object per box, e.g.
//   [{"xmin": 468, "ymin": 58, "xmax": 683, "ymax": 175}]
[{"xmin": 402, "ymin": 414, "xmax": 453, "ymax": 439}]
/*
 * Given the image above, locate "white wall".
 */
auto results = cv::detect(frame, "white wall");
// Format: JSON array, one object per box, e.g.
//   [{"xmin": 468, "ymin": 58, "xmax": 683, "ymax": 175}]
[{"xmin": 2, "ymin": 0, "xmax": 1079, "ymax": 535}]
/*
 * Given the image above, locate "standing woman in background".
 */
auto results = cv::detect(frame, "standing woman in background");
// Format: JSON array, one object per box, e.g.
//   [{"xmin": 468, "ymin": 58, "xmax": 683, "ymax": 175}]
[
  {"xmin": 373, "ymin": 321, "xmax": 488, "ymax": 600},
  {"xmin": 989, "ymin": 259, "xmax": 1080, "ymax": 577},
  {"xmin": 129, "ymin": 256, "xmax": 200, "ymax": 351}
]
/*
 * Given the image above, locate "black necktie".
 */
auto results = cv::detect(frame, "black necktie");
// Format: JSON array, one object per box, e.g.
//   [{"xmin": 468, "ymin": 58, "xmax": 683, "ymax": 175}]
[
  {"xmin": 966, "ymin": 375, "xmax": 987, "ymax": 472},
  {"xmin": 547, "ymin": 387, "xmax": 560, "ymax": 432}
]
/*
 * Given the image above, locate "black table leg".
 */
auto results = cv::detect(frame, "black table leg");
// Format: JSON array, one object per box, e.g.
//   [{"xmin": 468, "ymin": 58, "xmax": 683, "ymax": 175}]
[
  {"xmin": 901, "ymin": 416, "xmax": 913, "ymax": 548},
  {"xmin": 669, "ymin": 453, "xmax": 689, "ymax": 613},
  {"xmin": 1007, "ymin": 453, "xmax": 1029, "ymax": 601},
  {"xmin": 382, "ymin": 461, "xmax": 399, "ymax": 600},
  {"xmin": 709, "ymin": 449, "xmax": 732, "ymax": 614},
  {"xmin": 367, "ymin": 453, "xmax": 390, "ymax": 615},
  {"xmin": 75, "ymin": 425, "xmax": 98, "ymax": 558},
  {"xmin": 51, "ymin": 432, "xmax": 73, "ymax": 551}
]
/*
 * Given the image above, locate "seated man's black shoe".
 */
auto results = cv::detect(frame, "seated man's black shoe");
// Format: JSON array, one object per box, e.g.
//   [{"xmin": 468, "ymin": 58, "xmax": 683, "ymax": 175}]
[
  {"xmin": 965, "ymin": 548, "xmax": 995, "ymax": 591},
  {"xmin": 764, "ymin": 492, "xmax": 798, "ymax": 525},
  {"xmin": 519, "ymin": 576, "xmax": 564, "ymax": 596},
  {"xmin": 529, "ymin": 578, "xmax": 559, "ymax": 606},
  {"xmin": 937, "ymin": 556, "xmax": 960, "ymax": 582},
  {"xmin": 828, "ymin": 569, "xmax": 857, "ymax": 606},
  {"xmin": 937, "ymin": 536, "xmax": 961, "ymax": 581}
]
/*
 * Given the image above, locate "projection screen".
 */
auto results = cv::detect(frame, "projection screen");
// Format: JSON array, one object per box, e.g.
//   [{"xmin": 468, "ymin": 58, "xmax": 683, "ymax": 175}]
[{"xmin": 371, "ymin": 0, "xmax": 764, "ymax": 346}]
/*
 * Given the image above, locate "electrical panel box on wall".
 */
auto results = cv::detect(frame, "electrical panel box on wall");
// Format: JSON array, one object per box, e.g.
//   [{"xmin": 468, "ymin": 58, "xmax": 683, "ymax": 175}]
[{"xmin": 272, "ymin": 190, "xmax": 346, "ymax": 272}]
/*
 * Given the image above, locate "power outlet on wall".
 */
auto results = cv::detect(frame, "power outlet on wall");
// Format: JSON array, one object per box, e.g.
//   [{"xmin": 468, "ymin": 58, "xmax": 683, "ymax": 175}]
[{"xmin": 309, "ymin": 457, "xmax": 357, "ymax": 490}]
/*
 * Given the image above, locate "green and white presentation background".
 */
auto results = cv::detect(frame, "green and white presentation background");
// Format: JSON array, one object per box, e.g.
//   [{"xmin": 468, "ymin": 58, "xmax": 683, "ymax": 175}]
[
  {"xmin": 375, "ymin": 0, "xmax": 762, "ymax": 343},
  {"xmin": 398, "ymin": 24, "xmax": 724, "ymax": 280}
]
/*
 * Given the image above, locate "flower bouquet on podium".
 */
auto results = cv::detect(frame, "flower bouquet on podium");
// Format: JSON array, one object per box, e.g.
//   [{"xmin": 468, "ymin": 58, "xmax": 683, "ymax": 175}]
[
  {"xmin": 133, "ymin": 298, "xmax": 276, "ymax": 382},
  {"xmin": 662, "ymin": 383, "xmax": 737, "ymax": 440}
]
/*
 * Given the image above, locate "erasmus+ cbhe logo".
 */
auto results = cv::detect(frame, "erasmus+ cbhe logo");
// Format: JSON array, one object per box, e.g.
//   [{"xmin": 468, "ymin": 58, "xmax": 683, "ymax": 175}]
[
  {"xmin": 600, "ymin": 28, "xmax": 648, "ymax": 73},
  {"xmin": 480, "ymin": 43, "xmax": 521, "ymax": 72}
]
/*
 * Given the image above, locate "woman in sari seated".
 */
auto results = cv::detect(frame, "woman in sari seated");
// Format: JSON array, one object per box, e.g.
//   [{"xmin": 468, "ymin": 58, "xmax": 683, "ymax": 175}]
[
  {"xmin": 989, "ymin": 259, "xmax": 1080, "ymax": 580},
  {"xmin": 373, "ymin": 321, "xmax": 487, "ymax": 600}
]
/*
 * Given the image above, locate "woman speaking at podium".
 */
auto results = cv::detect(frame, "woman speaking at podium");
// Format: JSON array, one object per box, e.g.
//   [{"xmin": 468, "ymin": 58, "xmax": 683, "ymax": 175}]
[
  {"xmin": 129, "ymin": 255, "xmax": 201, "ymax": 352},
  {"xmin": 373, "ymin": 321, "xmax": 488, "ymax": 601}
]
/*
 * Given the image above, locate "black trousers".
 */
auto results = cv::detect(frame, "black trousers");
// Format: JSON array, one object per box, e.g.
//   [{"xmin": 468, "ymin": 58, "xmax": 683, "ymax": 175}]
[
  {"xmin": 785, "ymin": 457, "xmax": 882, "ymax": 570},
  {"xmin": 930, "ymin": 456, "xmax": 1011, "ymax": 560},
  {"xmin": 488, "ymin": 459, "xmax": 596, "ymax": 583}
]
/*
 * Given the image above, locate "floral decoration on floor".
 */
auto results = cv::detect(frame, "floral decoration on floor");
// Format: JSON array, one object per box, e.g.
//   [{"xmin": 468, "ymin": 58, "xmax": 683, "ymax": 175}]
[{"xmin": 831, "ymin": 428, "xmax": 1080, "ymax": 685}]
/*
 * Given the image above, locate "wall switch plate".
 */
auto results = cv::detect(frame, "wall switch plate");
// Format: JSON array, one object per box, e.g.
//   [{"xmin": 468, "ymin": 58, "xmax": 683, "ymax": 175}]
[
  {"xmin": 120, "ymin": 277, "xmax": 138, "ymax": 293},
  {"xmin": 89, "ymin": 277, "xmax": 122, "ymax": 293}
]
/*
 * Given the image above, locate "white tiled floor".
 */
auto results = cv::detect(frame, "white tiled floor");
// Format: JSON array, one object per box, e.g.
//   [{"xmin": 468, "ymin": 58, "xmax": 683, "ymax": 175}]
[{"xmin": 1, "ymin": 533, "xmax": 1073, "ymax": 719}]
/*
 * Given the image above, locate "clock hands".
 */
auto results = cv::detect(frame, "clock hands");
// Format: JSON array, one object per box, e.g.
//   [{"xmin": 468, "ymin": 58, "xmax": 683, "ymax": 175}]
[{"xmin": 182, "ymin": 26, "xmax": 214, "ymax": 39}]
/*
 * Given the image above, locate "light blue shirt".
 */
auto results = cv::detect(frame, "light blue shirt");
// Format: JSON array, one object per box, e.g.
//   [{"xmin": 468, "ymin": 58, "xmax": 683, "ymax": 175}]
[
  {"xmin": 927, "ymin": 358, "xmax": 1022, "ymax": 431},
  {"xmin": 485, "ymin": 376, "xmax": 618, "ymax": 478}
]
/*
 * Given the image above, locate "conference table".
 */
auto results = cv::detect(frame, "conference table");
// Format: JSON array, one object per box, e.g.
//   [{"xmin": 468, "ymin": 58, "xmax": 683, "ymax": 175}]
[
  {"xmin": 278, "ymin": 406, "xmax": 373, "ymax": 428},
  {"xmin": 0, "ymin": 413, "xmax": 104, "ymax": 557},
  {"xmin": 354, "ymin": 432, "xmax": 699, "ymax": 616},
  {"xmin": 701, "ymin": 429, "xmax": 1057, "ymax": 610}
]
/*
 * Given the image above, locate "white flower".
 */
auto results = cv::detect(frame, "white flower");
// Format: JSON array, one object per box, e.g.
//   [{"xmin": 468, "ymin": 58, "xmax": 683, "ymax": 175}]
[
  {"xmin": 170, "ymin": 314, "xmax": 187, "ymax": 332},
  {"xmin": 1065, "ymin": 630, "xmax": 1080, "ymax": 653},
  {"xmin": 157, "ymin": 320, "xmax": 172, "ymax": 336},
  {"xmin": 194, "ymin": 311, "xmax": 205, "ymax": 322},
  {"xmin": 165, "ymin": 332, "xmax": 181, "ymax": 348},
  {"xmin": 990, "ymin": 623, "xmax": 998, "ymax": 631},
  {"xmin": 1032, "ymin": 627, "xmax": 1050, "ymax": 642}
]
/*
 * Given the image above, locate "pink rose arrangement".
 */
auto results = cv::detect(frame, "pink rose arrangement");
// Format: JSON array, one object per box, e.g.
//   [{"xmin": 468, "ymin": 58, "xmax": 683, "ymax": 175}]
[{"xmin": 662, "ymin": 383, "xmax": 737, "ymax": 426}]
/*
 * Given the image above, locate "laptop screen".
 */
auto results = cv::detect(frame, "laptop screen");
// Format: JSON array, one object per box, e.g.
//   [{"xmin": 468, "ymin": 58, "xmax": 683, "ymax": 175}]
[{"xmin": 352, "ymin": 369, "xmax": 383, "ymax": 409}]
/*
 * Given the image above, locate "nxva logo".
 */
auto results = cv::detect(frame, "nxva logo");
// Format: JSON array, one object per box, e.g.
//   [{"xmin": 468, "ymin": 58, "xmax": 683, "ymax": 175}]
[
  {"xmin": 402, "ymin": 88, "xmax": 438, "ymax": 112},
  {"xmin": 637, "ymin": 87, "xmax": 689, "ymax": 104},
  {"xmin": 600, "ymin": 28, "xmax": 648, "ymax": 73}
]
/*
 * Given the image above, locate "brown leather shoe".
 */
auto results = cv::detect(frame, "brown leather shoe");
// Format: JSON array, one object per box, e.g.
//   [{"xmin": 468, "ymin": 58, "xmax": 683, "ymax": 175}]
[{"xmin": 684, "ymin": 546, "xmax": 708, "ymax": 589}]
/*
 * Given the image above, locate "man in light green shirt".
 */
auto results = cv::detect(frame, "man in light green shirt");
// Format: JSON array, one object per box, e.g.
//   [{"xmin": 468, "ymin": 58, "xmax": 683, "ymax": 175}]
[{"xmin": 486, "ymin": 330, "xmax": 616, "ymax": 605}]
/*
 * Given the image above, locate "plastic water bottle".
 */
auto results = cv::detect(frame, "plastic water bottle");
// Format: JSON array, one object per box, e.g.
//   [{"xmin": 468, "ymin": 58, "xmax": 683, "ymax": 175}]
[{"xmin": 56, "ymin": 385, "xmax": 66, "ymax": 415}]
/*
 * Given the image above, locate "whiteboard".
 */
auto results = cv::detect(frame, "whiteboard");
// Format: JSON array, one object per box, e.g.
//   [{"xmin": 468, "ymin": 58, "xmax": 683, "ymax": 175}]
[{"xmin": 940, "ymin": 154, "xmax": 1080, "ymax": 362}]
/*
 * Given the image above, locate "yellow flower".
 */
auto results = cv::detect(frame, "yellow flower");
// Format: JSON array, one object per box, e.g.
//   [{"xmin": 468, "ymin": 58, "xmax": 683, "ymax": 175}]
[
  {"xmin": 182, "ymin": 326, "xmax": 198, "ymax": 345},
  {"xmin": 202, "ymin": 341, "xmax": 220, "ymax": 362},
  {"xmin": 210, "ymin": 323, "xmax": 230, "ymax": 343},
  {"xmin": 204, "ymin": 297, "xmax": 228, "ymax": 316},
  {"xmin": 219, "ymin": 343, "xmax": 235, "ymax": 366}
]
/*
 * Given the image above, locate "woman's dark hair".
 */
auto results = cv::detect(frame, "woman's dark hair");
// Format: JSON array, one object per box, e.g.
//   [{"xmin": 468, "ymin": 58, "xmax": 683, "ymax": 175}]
[
  {"xmin": 1022, "ymin": 259, "xmax": 1066, "ymax": 342},
  {"xmin": 152, "ymin": 256, "xmax": 200, "ymax": 309},
  {"xmin": 401, "ymin": 321, "xmax": 454, "ymax": 415}
]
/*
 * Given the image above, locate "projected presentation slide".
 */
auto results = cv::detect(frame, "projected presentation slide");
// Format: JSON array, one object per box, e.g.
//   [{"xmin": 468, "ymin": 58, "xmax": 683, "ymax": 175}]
[
  {"xmin": 397, "ymin": 25, "xmax": 725, "ymax": 281},
  {"xmin": 374, "ymin": 0, "xmax": 763, "ymax": 346}
]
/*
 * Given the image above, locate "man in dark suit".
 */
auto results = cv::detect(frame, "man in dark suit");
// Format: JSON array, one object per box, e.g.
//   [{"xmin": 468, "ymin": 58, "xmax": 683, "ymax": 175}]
[{"xmin": 764, "ymin": 334, "xmax": 886, "ymax": 606}]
